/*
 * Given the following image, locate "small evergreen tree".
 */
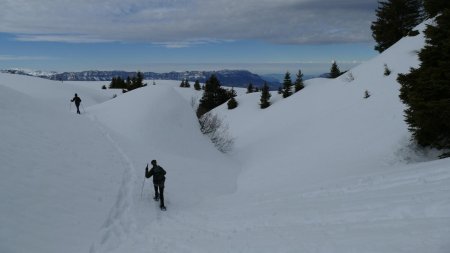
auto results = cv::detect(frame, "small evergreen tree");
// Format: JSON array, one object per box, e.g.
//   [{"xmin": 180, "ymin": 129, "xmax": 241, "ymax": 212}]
[
  {"xmin": 102, "ymin": 85, "xmax": 107, "ymax": 89},
  {"xmin": 364, "ymin": 90, "xmax": 371, "ymax": 99},
  {"xmin": 260, "ymin": 82, "xmax": 271, "ymax": 109},
  {"xmin": 227, "ymin": 97, "xmax": 238, "ymax": 110},
  {"xmin": 282, "ymin": 72, "xmax": 293, "ymax": 98},
  {"xmin": 247, "ymin": 83, "xmax": 254, "ymax": 93},
  {"xmin": 384, "ymin": 64, "xmax": 392, "ymax": 76},
  {"xmin": 180, "ymin": 79, "xmax": 186, "ymax": 87},
  {"xmin": 126, "ymin": 76, "xmax": 132, "ymax": 88},
  {"xmin": 194, "ymin": 80, "xmax": 201, "ymax": 90},
  {"xmin": 329, "ymin": 61, "xmax": 341, "ymax": 78},
  {"xmin": 185, "ymin": 79, "xmax": 190, "ymax": 88},
  {"xmin": 294, "ymin": 69, "xmax": 305, "ymax": 92}
]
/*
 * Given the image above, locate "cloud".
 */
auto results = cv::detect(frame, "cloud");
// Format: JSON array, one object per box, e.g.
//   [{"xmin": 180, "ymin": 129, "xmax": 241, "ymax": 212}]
[
  {"xmin": 0, "ymin": 0, "xmax": 378, "ymax": 45},
  {"xmin": 0, "ymin": 54, "xmax": 53, "ymax": 61}
]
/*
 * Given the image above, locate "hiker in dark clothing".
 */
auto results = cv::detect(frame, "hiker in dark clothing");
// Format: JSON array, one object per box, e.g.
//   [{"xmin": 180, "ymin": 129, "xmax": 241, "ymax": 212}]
[
  {"xmin": 70, "ymin": 93, "xmax": 82, "ymax": 114},
  {"xmin": 145, "ymin": 160, "xmax": 167, "ymax": 210}
]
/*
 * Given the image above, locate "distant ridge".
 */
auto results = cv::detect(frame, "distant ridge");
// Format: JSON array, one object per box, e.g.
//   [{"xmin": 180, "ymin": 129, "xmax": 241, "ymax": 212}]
[{"xmin": 1, "ymin": 69, "xmax": 280, "ymax": 89}]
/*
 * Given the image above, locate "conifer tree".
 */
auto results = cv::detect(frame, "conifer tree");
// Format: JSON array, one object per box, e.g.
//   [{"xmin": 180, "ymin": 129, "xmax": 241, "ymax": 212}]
[
  {"xmin": 424, "ymin": 0, "xmax": 450, "ymax": 17},
  {"xmin": 329, "ymin": 61, "xmax": 341, "ymax": 78},
  {"xmin": 397, "ymin": 3, "xmax": 450, "ymax": 152},
  {"xmin": 127, "ymin": 71, "xmax": 145, "ymax": 91},
  {"xmin": 194, "ymin": 80, "xmax": 201, "ymax": 90},
  {"xmin": 371, "ymin": 0, "xmax": 424, "ymax": 53},
  {"xmin": 197, "ymin": 74, "xmax": 231, "ymax": 117},
  {"xmin": 294, "ymin": 69, "xmax": 305, "ymax": 92},
  {"xmin": 109, "ymin": 76, "xmax": 126, "ymax": 89},
  {"xmin": 260, "ymin": 82, "xmax": 271, "ymax": 109},
  {"xmin": 282, "ymin": 72, "xmax": 293, "ymax": 98},
  {"xmin": 180, "ymin": 79, "xmax": 186, "ymax": 87},
  {"xmin": 126, "ymin": 76, "xmax": 131, "ymax": 88},
  {"xmin": 247, "ymin": 83, "xmax": 254, "ymax": 93},
  {"xmin": 227, "ymin": 97, "xmax": 238, "ymax": 110},
  {"xmin": 185, "ymin": 79, "xmax": 190, "ymax": 88}
]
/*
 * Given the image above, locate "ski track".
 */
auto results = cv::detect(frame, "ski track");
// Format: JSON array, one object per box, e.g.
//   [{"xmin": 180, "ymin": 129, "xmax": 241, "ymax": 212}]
[{"xmin": 87, "ymin": 113, "xmax": 138, "ymax": 253}]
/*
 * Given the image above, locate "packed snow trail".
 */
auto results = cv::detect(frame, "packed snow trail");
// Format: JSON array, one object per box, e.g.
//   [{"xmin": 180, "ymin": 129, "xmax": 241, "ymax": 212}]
[{"xmin": 86, "ymin": 83, "xmax": 241, "ymax": 253}]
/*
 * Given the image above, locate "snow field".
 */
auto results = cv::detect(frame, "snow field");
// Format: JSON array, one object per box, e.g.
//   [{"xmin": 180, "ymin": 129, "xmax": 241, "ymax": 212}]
[{"xmin": 0, "ymin": 20, "xmax": 449, "ymax": 253}]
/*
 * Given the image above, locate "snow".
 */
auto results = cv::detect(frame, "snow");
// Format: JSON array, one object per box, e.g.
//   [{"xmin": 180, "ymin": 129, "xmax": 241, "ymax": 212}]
[{"xmin": 1, "ymin": 21, "xmax": 449, "ymax": 253}]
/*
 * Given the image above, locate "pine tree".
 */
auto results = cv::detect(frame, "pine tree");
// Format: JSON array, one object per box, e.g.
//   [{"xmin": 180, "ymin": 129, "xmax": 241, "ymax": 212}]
[
  {"xmin": 128, "ymin": 71, "xmax": 145, "ymax": 91},
  {"xmin": 194, "ymin": 80, "xmax": 201, "ymax": 90},
  {"xmin": 180, "ymin": 79, "xmax": 186, "ymax": 87},
  {"xmin": 329, "ymin": 61, "xmax": 341, "ymax": 78},
  {"xmin": 282, "ymin": 72, "xmax": 293, "ymax": 98},
  {"xmin": 424, "ymin": 0, "xmax": 450, "ymax": 17},
  {"xmin": 260, "ymin": 82, "xmax": 271, "ymax": 109},
  {"xmin": 294, "ymin": 69, "xmax": 305, "ymax": 92},
  {"xmin": 397, "ymin": 4, "xmax": 450, "ymax": 152},
  {"xmin": 109, "ymin": 76, "xmax": 127, "ymax": 89},
  {"xmin": 185, "ymin": 79, "xmax": 190, "ymax": 88},
  {"xmin": 371, "ymin": 0, "xmax": 424, "ymax": 53},
  {"xmin": 247, "ymin": 83, "xmax": 254, "ymax": 93},
  {"xmin": 197, "ymin": 74, "xmax": 231, "ymax": 117}
]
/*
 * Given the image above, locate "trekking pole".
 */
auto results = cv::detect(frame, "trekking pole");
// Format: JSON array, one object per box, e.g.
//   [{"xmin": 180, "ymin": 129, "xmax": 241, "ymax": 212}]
[
  {"xmin": 140, "ymin": 178, "xmax": 146, "ymax": 200},
  {"xmin": 81, "ymin": 103, "xmax": 86, "ymax": 113},
  {"xmin": 69, "ymin": 102, "xmax": 72, "ymax": 112}
]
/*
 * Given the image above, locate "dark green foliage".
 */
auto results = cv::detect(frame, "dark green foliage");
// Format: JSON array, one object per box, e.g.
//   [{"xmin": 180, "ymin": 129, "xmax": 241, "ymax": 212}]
[
  {"xmin": 277, "ymin": 86, "xmax": 282, "ymax": 94},
  {"xmin": 398, "ymin": 8, "xmax": 450, "ymax": 150},
  {"xmin": 247, "ymin": 83, "xmax": 254, "ymax": 93},
  {"xmin": 227, "ymin": 97, "xmax": 238, "ymax": 110},
  {"xmin": 294, "ymin": 69, "xmax": 305, "ymax": 92},
  {"xmin": 101, "ymin": 85, "xmax": 107, "ymax": 90},
  {"xmin": 109, "ymin": 72, "xmax": 145, "ymax": 91},
  {"xmin": 384, "ymin": 64, "xmax": 392, "ymax": 76},
  {"xmin": 109, "ymin": 77, "xmax": 127, "ymax": 89},
  {"xmin": 424, "ymin": 0, "xmax": 450, "ymax": 17},
  {"xmin": 197, "ymin": 74, "xmax": 232, "ymax": 117},
  {"xmin": 194, "ymin": 80, "xmax": 201, "ymax": 90},
  {"xmin": 128, "ymin": 71, "xmax": 145, "ymax": 91},
  {"xmin": 228, "ymin": 87, "xmax": 237, "ymax": 98},
  {"xmin": 364, "ymin": 90, "xmax": 371, "ymax": 99},
  {"xmin": 329, "ymin": 61, "xmax": 341, "ymax": 78},
  {"xmin": 371, "ymin": 0, "xmax": 424, "ymax": 53},
  {"xmin": 282, "ymin": 72, "xmax": 293, "ymax": 98},
  {"xmin": 260, "ymin": 82, "xmax": 271, "ymax": 109},
  {"xmin": 180, "ymin": 79, "xmax": 191, "ymax": 88}
]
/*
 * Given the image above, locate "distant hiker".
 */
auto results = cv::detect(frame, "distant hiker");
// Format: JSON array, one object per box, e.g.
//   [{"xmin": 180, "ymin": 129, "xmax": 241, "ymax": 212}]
[
  {"xmin": 70, "ymin": 93, "xmax": 82, "ymax": 114},
  {"xmin": 145, "ymin": 160, "xmax": 167, "ymax": 210}
]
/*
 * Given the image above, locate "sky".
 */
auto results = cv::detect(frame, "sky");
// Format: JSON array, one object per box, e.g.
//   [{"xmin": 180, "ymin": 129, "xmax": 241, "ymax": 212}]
[{"xmin": 0, "ymin": 0, "xmax": 380, "ymax": 75}]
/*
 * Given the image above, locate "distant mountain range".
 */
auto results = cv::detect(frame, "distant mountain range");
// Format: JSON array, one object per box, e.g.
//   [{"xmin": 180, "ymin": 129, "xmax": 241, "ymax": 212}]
[{"xmin": 1, "ymin": 69, "xmax": 281, "ymax": 89}]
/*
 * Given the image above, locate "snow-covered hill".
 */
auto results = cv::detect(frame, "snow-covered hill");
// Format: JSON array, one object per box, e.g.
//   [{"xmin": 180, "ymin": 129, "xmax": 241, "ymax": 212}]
[{"xmin": 0, "ymin": 21, "xmax": 449, "ymax": 253}]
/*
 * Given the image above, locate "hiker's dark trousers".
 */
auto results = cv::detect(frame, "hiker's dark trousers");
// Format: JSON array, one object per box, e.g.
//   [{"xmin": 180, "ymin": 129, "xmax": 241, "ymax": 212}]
[{"xmin": 154, "ymin": 184, "xmax": 165, "ymax": 207}]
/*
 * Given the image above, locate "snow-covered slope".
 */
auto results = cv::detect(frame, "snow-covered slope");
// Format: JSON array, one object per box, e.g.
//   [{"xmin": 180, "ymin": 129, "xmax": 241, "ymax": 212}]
[{"xmin": 0, "ymin": 21, "xmax": 449, "ymax": 253}]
